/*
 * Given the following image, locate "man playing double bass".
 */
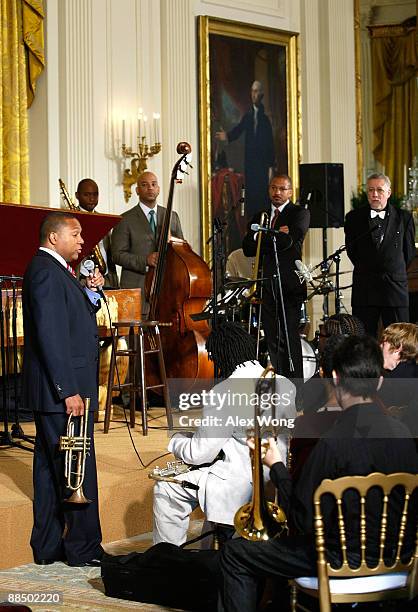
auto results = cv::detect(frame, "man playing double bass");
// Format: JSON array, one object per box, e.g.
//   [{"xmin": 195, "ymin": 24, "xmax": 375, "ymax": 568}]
[{"xmin": 111, "ymin": 171, "xmax": 184, "ymax": 315}]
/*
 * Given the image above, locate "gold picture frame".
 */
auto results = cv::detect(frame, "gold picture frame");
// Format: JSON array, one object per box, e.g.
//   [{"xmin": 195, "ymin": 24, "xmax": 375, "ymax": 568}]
[{"xmin": 198, "ymin": 16, "xmax": 301, "ymax": 262}]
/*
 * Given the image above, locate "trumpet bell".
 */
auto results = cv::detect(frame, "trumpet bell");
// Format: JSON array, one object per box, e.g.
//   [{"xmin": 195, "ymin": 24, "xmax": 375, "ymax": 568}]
[
  {"xmin": 234, "ymin": 500, "xmax": 287, "ymax": 541},
  {"xmin": 65, "ymin": 488, "xmax": 92, "ymax": 504}
]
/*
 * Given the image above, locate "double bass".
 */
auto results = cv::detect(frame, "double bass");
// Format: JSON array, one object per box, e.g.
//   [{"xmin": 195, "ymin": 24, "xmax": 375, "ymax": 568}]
[{"xmin": 144, "ymin": 142, "xmax": 213, "ymax": 383}]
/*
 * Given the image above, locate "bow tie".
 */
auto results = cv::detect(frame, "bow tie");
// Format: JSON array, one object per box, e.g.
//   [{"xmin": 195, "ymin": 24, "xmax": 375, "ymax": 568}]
[{"xmin": 370, "ymin": 209, "xmax": 386, "ymax": 220}]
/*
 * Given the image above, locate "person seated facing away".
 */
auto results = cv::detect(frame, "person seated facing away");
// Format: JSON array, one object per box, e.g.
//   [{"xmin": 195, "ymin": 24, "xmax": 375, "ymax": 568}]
[
  {"xmin": 75, "ymin": 178, "xmax": 119, "ymax": 289},
  {"xmin": 299, "ymin": 313, "xmax": 365, "ymax": 413},
  {"xmin": 379, "ymin": 322, "xmax": 418, "ymax": 438},
  {"xmin": 152, "ymin": 321, "xmax": 296, "ymax": 546},
  {"xmin": 290, "ymin": 335, "xmax": 344, "ymax": 482},
  {"xmin": 218, "ymin": 335, "xmax": 418, "ymax": 612}
]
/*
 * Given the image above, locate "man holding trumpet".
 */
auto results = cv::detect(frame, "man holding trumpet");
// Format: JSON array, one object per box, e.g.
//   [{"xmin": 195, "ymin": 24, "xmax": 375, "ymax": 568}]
[{"xmin": 22, "ymin": 211, "xmax": 104, "ymax": 567}]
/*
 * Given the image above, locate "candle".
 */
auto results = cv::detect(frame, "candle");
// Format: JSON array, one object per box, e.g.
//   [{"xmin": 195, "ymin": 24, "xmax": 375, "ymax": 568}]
[
  {"xmin": 154, "ymin": 113, "xmax": 160, "ymax": 143},
  {"xmin": 143, "ymin": 115, "xmax": 148, "ymax": 143},
  {"xmin": 138, "ymin": 107, "xmax": 143, "ymax": 140},
  {"xmin": 404, "ymin": 164, "xmax": 407, "ymax": 195},
  {"xmin": 122, "ymin": 118, "xmax": 126, "ymax": 145}
]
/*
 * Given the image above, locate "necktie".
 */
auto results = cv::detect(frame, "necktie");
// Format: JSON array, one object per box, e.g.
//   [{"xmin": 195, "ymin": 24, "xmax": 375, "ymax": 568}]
[
  {"xmin": 271, "ymin": 208, "xmax": 280, "ymax": 228},
  {"xmin": 254, "ymin": 108, "xmax": 258, "ymax": 134},
  {"xmin": 66, "ymin": 263, "xmax": 76, "ymax": 277},
  {"xmin": 370, "ymin": 209, "xmax": 385, "ymax": 219},
  {"xmin": 148, "ymin": 209, "xmax": 156, "ymax": 235}
]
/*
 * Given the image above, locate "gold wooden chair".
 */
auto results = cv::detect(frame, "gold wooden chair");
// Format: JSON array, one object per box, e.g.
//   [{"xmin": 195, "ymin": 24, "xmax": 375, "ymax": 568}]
[{"xmin": 290, "ymin": 472, "xmax": 418, "ymax": 612}]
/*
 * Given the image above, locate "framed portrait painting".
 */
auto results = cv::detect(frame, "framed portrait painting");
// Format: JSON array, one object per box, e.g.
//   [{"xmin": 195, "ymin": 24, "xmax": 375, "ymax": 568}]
[{"xmin": 198, "ymin": 17, "xmax": 301, "ymax": 264}]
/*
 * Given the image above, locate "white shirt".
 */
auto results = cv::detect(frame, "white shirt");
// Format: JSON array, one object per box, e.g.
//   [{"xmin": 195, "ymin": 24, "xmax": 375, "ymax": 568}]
[{"xmin": 139, "ymin": 201, "xmax": 157, "ymax": 219}]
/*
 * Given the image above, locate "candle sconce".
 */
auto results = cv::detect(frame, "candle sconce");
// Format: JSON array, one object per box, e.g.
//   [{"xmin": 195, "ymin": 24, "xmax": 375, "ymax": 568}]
[{"xmin": 121, "ymin": 138, "xmax": 161, "ymax": 202}]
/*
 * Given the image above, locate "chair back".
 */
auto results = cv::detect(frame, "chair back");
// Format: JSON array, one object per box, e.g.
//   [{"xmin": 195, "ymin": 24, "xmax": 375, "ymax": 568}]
[{"xmin": 313, "ymin": 472, "xmax": 418, "ymax": 601}]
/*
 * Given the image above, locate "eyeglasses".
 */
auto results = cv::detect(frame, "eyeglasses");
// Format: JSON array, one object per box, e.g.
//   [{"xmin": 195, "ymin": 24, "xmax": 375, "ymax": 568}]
[
  {"xmin": 367, "ymin": 187, "xmax": 388, "ymax": 194},
  {"xmin": 271, "ymin": 186, "xmax": 291, "ymax": 192}
]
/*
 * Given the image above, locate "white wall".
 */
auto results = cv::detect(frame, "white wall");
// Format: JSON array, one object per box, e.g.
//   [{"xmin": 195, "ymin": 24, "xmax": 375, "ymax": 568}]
[{"xmin": 29, "ymin": 0, "xmax": 358, "ymax": 325}]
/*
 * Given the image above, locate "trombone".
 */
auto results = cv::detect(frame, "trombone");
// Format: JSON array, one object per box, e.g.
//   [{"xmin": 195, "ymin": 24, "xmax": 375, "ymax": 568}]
[
  {"xmin": 58, "ymin": 178, "xmax": 107, "ymax": 274},
  {"xmin": 234, "ymin": 366, "xmax": 288, "ymax": 540},
  {"xmin": 59, "ymin": 397, "xmax": 92, "ymax": 504}
]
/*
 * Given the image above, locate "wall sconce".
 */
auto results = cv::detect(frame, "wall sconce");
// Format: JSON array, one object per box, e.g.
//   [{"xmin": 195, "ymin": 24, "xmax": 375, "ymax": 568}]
[{"xmin": 121, "ymin": 110, "xmax": 161, "ymax": 202}]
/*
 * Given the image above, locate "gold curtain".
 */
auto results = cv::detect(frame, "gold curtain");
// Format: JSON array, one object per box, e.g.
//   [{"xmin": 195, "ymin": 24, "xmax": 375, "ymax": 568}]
[
  {"xmin": 370, "ymin": 22, "xmax": 417, "ymax": 196},
  {"xmin": 0, "ymin": 0, "xmax": 44, "ymax": 204},
  {"xmin": 23, "ymin": 0, "xmax": 45, "ymax": 108}
]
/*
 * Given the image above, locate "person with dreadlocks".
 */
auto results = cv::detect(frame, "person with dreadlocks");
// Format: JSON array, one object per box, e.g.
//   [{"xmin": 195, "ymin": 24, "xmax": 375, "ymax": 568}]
[{"xmin": 152, "ymin": 321, "xmax": 296, "ymax": 546}]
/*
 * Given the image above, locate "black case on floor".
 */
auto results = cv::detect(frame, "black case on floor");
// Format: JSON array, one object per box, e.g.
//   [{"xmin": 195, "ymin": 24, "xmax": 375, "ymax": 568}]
[{"xmin": 101, "ymin": 543, "xmax": 220, "ymax": 611}]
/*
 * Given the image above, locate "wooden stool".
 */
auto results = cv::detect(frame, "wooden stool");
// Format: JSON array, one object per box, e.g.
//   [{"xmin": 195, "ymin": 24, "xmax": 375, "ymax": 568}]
[{"xmin": 104, "ymin": 320, "xmax": 173, "ymax": 435}]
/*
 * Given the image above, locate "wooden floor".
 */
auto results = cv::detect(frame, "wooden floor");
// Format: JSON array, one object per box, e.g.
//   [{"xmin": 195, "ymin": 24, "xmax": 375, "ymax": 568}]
[{"xmin": 0, "ymin": 406, "xmax": 178, "ymax": 570}]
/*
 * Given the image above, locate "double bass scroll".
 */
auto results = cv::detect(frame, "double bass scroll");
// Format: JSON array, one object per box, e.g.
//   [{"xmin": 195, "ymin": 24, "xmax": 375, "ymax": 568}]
[{"xmin": 144, "ymin": 143, "xmax": 214, "ymax": 385}]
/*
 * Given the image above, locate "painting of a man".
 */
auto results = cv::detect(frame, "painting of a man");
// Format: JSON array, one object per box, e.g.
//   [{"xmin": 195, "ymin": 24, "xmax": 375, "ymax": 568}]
[
  {"xmin": 208, "ymin": 32, "xmax": 289, "ymax": 256},
  {"xmin": 215, "ymin": 80, "xmax": 275, "ymax": 218}
]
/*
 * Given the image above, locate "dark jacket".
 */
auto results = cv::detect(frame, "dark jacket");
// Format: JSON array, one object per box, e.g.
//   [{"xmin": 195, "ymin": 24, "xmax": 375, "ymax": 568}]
[
  {"xmin": 272, "ymin": 403, "xmax": 418, "ymax": 553},
  {"xmin": 344, "ymin": 204, "xmax": 416, "ymax": 307},
  {"xmin": 22, "ymin": 250, "xmax": 100, "ymax": 412},
  {"xmin": 242, "ymin": 202, "xmax": 310, "ymax": 298}
]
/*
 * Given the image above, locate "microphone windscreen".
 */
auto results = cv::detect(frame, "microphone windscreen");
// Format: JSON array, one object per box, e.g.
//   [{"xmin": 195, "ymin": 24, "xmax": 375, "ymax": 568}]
[{"xmin": 83, "ymin": 259, "xmax": 95, "ymax": 273}]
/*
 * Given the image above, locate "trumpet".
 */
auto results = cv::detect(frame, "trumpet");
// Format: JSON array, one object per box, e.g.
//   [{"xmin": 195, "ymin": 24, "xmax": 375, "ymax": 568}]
[
  {"xmin": 234, "ymin": 366, "xmax": 288, "ymax": 540},
  {"xmin": 59, "ymin": 398, "xmax": 92, "ymax": 504},
  {"xmin": 58, "ymin": 178, "xmax": 107, "ymax": 275}
]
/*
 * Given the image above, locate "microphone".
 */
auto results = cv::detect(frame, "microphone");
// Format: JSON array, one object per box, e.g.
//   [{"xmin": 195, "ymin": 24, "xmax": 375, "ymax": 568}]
[
  {"xmin": 83, "ymin": 259, "xmax": 106, "ymax": 301},
  {"xmin": 295, "ymin": 260, "xmax": 315, "ymax": 283},
  {"xmin": 239, "ymin": 185, "xmax": 245, "ymax": 216},
  {"xmin": 251, "ymin": 223, "xmax": 282, "ymax": 236}
]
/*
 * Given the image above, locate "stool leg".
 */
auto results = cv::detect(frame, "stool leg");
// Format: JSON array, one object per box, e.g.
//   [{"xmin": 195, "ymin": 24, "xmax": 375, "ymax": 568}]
[
  {"xmin": 104, "ymin": 332, "xmax": 117, "ymax": 434},
  {"xmin": 128, "ymin": 327, "xmax": 136, "ymax": 429},
  {"xmin": 155, "ymin": 327, "xmax": 173, "ymax": 430},
  {"xmin": 138, "ymin": 328, "xmax": 148, "ymax": 436}
]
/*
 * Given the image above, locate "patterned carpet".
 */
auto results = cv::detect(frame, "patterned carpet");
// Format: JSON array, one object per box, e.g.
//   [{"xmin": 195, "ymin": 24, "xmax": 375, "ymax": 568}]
[{"xmin": 0, "ymin": 524, "xmax": 204, "ymax": 611}]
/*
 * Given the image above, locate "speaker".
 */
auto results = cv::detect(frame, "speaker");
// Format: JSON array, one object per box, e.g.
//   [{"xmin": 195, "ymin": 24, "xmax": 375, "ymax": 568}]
[{"xmin": 299, "ymin": 163, "xmax": 345, "ymax": 228}]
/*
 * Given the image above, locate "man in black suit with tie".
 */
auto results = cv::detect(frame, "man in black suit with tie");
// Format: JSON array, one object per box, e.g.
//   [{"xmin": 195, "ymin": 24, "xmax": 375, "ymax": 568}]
[
  {"xmin": 22, "ymin": 211, "xmax": 104, "ymax": 566},
  {"xmin": 344, "ymin": 173, "xmax": 416, "ymax": 337},
  {"xmin": 242, "ymin": 175, "xmax": 310, "ymax": 379}
]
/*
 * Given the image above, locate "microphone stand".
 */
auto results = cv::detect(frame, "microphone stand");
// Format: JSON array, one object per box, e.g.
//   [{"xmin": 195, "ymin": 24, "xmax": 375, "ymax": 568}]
[
  {"xmin": 206, "ymin": 217, "xmax": 226, "ymax": 378},
  {"xmin": 271, "ymin": 235, "xmax": 294, "ymax": 375},
  {"xmin": 0, "ymin": 275, "xmax": 33, "ymax": 452},
  {"xmin": 10, "ymin": 278, "xmax": 34, "ymax": 446}
]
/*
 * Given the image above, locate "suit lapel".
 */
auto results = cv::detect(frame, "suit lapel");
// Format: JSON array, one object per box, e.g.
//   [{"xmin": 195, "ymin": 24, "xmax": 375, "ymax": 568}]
[
  {"xmin": 380, "ymin": 204, "xmax": 397, "ymax": 250},
  {"xmin": 37, "ymin": 250, "xmax": 95, "ymax": 308}
]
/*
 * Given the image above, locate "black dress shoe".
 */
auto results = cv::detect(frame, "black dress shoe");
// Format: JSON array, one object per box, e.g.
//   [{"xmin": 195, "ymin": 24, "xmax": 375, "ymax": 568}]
[
  {"xmin": 34, "ymin": 559, "xmax": 55, "ymax": 565},
  {"xmin": 67, "ymin": 558, "xmax": 102, "ymax": 567}
]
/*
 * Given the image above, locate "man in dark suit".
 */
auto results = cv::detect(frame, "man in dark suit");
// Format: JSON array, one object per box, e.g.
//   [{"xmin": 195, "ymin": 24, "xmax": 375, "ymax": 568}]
[
  {"xmin": 75, "ymin": 178, "xmax": 119, "ymax": 289},
  {"xmin": 215, "ymin": 80, "xmax": 275, "ymax": 217},
  {"xmin": 242, "ymin": 175, "xmax": 310, "ymax": 379},
  {"xmin": 22, "ymin": 211, "xmax": 104, "ymax": 566},
  {"xmin": 344, "ymin": 173, "xmax": 416, "ymax": 337},
  {"xmin": 111, "ymin": 171, "xmax": 183, "ymax": 315}
]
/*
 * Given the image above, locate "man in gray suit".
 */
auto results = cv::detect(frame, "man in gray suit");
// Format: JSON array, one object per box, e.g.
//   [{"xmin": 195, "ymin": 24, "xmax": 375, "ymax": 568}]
[{"xmin": 111, "ymin": 171, "xmax": 183, "ymax": 315}]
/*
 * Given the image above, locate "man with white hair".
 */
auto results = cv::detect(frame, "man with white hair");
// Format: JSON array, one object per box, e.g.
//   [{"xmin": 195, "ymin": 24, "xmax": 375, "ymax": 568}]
[
  {"xmin": 344, "ymin": 173, "xmax": 415, "ymax": 337},
  {"xmin": 216, "ymin": 80, "xmax": 275, "ymax": 217}
]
